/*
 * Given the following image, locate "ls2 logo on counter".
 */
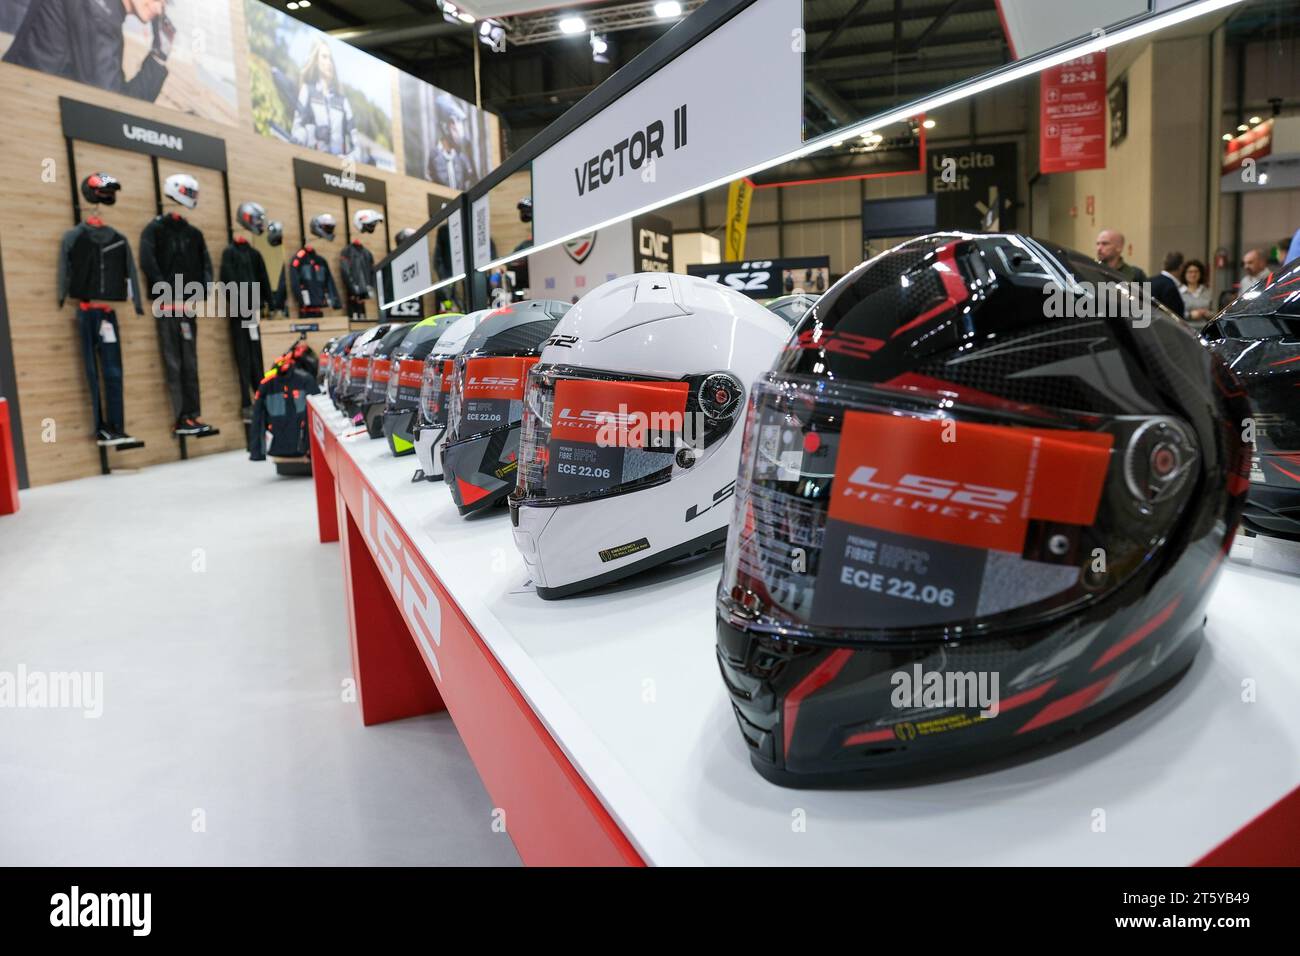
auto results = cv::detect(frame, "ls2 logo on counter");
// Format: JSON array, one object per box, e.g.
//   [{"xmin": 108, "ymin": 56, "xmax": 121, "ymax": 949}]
[
  {"xmin": 361, "ymin": 487, "xmax": 444, "ymax": 679},
  {"xmin": 573, "ymin": 105, "xmax": 688, "ymax": 197}
]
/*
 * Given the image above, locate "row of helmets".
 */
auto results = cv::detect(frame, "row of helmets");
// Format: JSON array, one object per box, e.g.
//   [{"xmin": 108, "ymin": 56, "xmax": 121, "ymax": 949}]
[
  {"xmin": 83, "ymin": 172, "xmax": 393, "ymax": 245},
  {"xmin": 315, "ymin": 235, "xmax": 1251, "ymax": 787}
]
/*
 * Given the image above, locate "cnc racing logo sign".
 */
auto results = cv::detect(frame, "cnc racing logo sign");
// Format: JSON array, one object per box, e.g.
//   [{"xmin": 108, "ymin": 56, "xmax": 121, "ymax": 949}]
[{"xmin": 829, "ymin": 411, "xmax": 1113, "ymax": 553}]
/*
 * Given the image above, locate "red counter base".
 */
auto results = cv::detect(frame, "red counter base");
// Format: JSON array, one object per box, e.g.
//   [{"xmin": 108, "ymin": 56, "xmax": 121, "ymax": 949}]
[
  {"xmin": 0, "ymin": 398, "xmax": 19, "ymax": 516},
  {"xmin": 309, "ymin": 404, "xmax": 644, "ymax": 867}
]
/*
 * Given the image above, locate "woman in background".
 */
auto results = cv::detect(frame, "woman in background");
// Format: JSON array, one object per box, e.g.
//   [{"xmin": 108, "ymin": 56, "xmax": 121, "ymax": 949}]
[
  {"xmin": 291, "ymin": 40, "xmax": 359, "ymax": 161},
  {"xmin": 1179, "ymin": 259, "xmax": 1213, "ymax": 328}
]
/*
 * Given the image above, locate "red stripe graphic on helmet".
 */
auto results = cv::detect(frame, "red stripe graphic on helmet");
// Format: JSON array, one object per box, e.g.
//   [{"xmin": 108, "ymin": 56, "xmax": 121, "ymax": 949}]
[
  {"xmin": 550, "ymin": 379, "xmax": 690, "ymax": 446},
  {"xmin": 891, "ymin": 242, "xmax": 968, "ymax": 340},
  {"xmin": 1016, "ymin": 673, "xmax": 1118, "ymax": 734},
  {"xmin": 829, "ymin": 412, "xmax": 1114, "ymax": 552},
  {"xmin": 783, "ymin": 648, "xmax": 852, "ymax": 759},
  {"xmin": 1089, "ymin": 596, "xmax": 1182, "ymax": 673},
  {"xmin": 462, "ymin": 356, "xmax": 537, "ymax": 400}
]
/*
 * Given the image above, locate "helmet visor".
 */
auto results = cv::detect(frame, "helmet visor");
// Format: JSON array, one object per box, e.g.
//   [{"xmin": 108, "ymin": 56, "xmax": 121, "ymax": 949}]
[
  {"xmin": 719, "ymin": 373, "xmax": 1199, "ymax": 643},
  {"xmin": 446, "ymin": 354, "xmax": 539, "ymax": 444},
  {"xmin": 513, "ymin": 364, "xmax": 745, "ymax": 507}
]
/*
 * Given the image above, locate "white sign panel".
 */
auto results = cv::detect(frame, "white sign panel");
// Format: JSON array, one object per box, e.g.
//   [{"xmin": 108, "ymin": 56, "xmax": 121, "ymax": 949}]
[
  {"xmin": 447, "ymin": 208, "xmax": 466, "ymax": 277},
  {"xmin": 996, "ymin": 0, "xmax": 1152, "ymax": 59},
  {"xmin": 384, "ymin": 232, "xmax": 433, "ymax": 305},
  {"xmin": 526, "ymin": 221, "xmax": 634, "ymax": 304},
  {"xmin": 472, "ymin": 195, "xmax": 492, "ymax": 269},
  {"xmin": 531, "ymin": 0, "xmax": 803, "ymax": 248}
]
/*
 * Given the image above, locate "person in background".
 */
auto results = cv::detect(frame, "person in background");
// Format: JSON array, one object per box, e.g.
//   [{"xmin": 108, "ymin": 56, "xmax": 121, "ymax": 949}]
[
  {"xmin": 1096, "ymin": 229, "xmax": 1147, "ymax": 283},
  {"xmin": 3, "ymin": 0, "xmax": 174, "ymax": 102},
  {"xmin": 1151, "ymin": 250, "xmax": 1186, "ymax": 319},
  {"xmin": 1179, "ymin": 259, "xmax": 1213, "ymax": 328},
  {"xmin": 291, "ymin": 40, "xmax": 359, "ymax": 161},
  {"xmin": 1240, "ymin": 248, "xmax": 1269, "ymax": 293}
]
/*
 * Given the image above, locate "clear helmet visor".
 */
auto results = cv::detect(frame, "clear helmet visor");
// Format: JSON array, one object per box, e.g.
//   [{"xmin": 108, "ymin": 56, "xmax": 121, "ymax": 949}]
[
  {"xmin": 719, "ymin": 374, "xmax": 1199, "ymax": 642},
  {"xmin": 513, "ymin": 364, "xmax": 747, "ymax": 506}
]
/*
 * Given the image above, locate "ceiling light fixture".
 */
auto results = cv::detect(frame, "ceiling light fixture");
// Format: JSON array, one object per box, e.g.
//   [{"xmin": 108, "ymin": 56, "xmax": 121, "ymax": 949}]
[
  {"xmin": 922, "ymin": 118, "xmax": 936, "ymax": 129},
  {"xmin": 654, "ymin": 1, "xmax": 683, "ymax": 17},
  {"xmin": 590, "ymin": 32, "xmax": 611, "ymax": 64},
  {"xmin": 559, "ymin": 16, "xmax": 587, "ymax": 35}
]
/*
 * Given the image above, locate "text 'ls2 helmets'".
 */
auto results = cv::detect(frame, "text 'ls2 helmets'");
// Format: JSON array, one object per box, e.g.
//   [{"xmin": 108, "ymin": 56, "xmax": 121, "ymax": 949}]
[
  {"xmin": 716, "ymin": 233, "xmax": 1249, "ymax": 786},
  {"xmin": 363, "ymin": 323, "xmax": 416, "ymax": 438},
  {"xmin": 442, "ymin": 300, "xmax": 572, "ymax": 515},
  {"xmin": 509, "ymin": 274, "xmax": 791, "ymax": 599},
  {"xmin": 412, "ymin": 310, "xmax": 494, "ymax": 481},
  {"xmin": 1203, "ymin": 255, "xmax": 1300, "ymax": 541},
  {"xmin": 81, "ymin": 173, "xmax": 120, "ymax": 206},
  {"xmin": 381, "ymin": 313, "xmax": 463, "ymax": 457},
  {"xmin": 163, "ymin": 173, "xmax": 199, "ymax": 209}
]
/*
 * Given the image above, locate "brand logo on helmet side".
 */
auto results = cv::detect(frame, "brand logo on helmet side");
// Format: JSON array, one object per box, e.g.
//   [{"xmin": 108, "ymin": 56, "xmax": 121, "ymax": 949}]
[{"xmin": 845, "ymin": 465, "xmax": 1018, "ymax": 518}]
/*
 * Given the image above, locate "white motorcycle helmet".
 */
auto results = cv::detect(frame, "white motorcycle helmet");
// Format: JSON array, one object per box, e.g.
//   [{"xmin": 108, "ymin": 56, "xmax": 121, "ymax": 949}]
[
  {"xmin": 412, "ymin": 310, "xmax": 494, "ymax": 481},
  {"xmin": 163, "ymin": 173, "xmax": 199, "ymax": 209},
  {"xmin": 354, "ymin": 208, "xmax": 384, "ymax": 234},
  {"xmin": 509, "ymin": 273, "xmax": 791, "ymax": 599}
]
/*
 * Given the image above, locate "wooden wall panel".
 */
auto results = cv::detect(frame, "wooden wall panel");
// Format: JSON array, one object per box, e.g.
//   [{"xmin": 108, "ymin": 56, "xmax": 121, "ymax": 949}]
[{"xmin": 0, "ymin": 43, "xmax": 464, "ymax": 486}]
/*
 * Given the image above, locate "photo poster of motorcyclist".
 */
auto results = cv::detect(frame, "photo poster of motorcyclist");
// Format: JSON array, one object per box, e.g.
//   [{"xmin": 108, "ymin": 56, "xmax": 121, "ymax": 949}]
[
  {"xmin": 0, "ymin": 0, "xmax": 238, "ymax": 124},
  {"xmin": 243, "ymin": 0, "xmax": 396, "ymax": 172},
  {"xmin": 399, "ymin": 72, "xmax": 492, "ymax": 193}
]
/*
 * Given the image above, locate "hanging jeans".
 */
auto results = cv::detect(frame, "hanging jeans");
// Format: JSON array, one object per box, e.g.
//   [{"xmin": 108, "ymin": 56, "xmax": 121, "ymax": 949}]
[
  {"xmin": 77, "ymin": 305, "xmax": 124, "ymax": 433},
  {"xmin": 230, "ymin": 317, "xmax": 265, "ymax": 411},
  {"xmin": 156, "ymin": 308, "xmax": 201, "ymax": 420}
]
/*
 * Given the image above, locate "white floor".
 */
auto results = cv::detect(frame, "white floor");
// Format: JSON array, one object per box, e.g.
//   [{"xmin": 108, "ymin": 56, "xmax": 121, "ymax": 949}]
[{"xmin": 0, "ymin": 451, "xmax": 520, "ymax": 866}]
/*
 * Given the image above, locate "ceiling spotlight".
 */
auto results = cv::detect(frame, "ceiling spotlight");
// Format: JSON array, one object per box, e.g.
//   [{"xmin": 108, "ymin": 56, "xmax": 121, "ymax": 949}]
[
  {"xmin": 479, "ymin": 18, "xmax": 506, "ymax": 51},
  {"xmin": 287, "ymin": 1, "xmax": 299, "ymax": 8},
  {"xmin": 922, "ymin": 118, "xmax": 936, "ymax": 129},
  {"xmin": 559, "ymin": 16, "xmax": 587, "ymax": 34},
  {"xmin": 654, "ymin": 0, "xmax": 683, "ymax": 17},
  {"xmin": 438, "ymin": 1, "xmax": 461, "ymax": 25},
  {"xmin": 1222, "ymin": 133, "xmax": 1233, "ymax": 141},
  {"xmin": 299, "ymin": 0, "xmax": 310, "ymax": 6},
  {"xmin": 590, "ymin": 32, "xmax": 611, "ymax": 64},
  {"xmin": 1259, "ymin": 173, "xmax": 1269, "ymax": 185},
  {"xmin": 1237, "ymin": 124, "xmax": 1249, "ymax": 132},
  {"xmin": 1249, "ymin": 115, "xmax": 1262, "ymax": 124},
  {"xmin": 457, "ymin": 11, "xmax": 475, "ymax": 23}
]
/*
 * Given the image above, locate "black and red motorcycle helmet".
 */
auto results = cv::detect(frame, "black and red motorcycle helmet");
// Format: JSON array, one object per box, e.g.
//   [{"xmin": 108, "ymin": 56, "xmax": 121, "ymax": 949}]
[
  {"xmin": 1203, "ymin": 256, "xmax": 1300, "ymax": 541},
  {"xmin": 715, "ymin": 233, "xmax": 1250, "ymax": 786}
]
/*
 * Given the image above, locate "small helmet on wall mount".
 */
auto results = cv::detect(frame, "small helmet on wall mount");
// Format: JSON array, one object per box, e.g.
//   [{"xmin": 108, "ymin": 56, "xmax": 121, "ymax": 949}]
[
  {"xmin": 395, "ymin": 227, "xmax": 417, "ymax": 245},
  {"xmin": 354, "ymin": 208, "xmax": 384, "ymax": 234},
  {"xmin": 411, "ymin": 310, "xmax": 494, "ymax": 481},
  {"xmin": 715, "ymin": 232, "xmax": 1250, "ymax": 786},
  {"xmin": 517, "ymin": 197, "xmax": 533, "ymax": 223},
  {"xmin": 266, "ymin": 221, "xmax": 284, "ymax": 247},
  {"xmin": 163, "ymin": 173, "xmax": 199, "ymax": 209},
  {"xmin": 310, "ymin": 213, "xmax": 337, "ymax": 241},
  {"xmin": 381, "ymin": 312, "xmax": 465, "ymax": 459},
  {"xmin": 509, "ymin": 273, "xmax": 792, "ymax": 599},
  {"xmin": 81, "ymin": 173, "xmax": 121, "ymax": 207},
  {"xmin": 236, "ymin": 201, "xmax": 267, "ymax": 235},
  {"xmin": 441, "ymin": 300, "xmax": 572, "ymax": 515}
]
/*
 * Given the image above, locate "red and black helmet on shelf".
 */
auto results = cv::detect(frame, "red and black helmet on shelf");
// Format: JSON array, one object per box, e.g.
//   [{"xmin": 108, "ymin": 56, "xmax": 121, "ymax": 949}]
[
  {"xmin": 715, "ymin": 233, "xmax": 1250, "ymax": 786},
  {"xmin": 1203, "ymin": 256, "xmax": 1300, "ymax": 540},
  {"xmin": 442, "ymin": 299, "xmax": 572, "ymax": 516},
  {"xmin": 81, "ymin": 172, "xmax": 121, "ymax": 206}
]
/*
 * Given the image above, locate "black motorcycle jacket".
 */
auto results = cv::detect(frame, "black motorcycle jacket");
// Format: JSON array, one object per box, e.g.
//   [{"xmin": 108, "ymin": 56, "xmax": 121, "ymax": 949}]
[
  {"xmin": 219, "ymin": 239, "xmax": 273, "ymax": 317},
  {"xmin": 140, "ymin": 214, "xmax": 212, "ymax": 306},
  {"xmin": 249, "ymin": 362, "xmax": 319, "ymax": 461},
  {"xmin": 2, "ymin": 0, "xmax": 167, "ymax": 102},
  {"xmin": 58, "ymin": 221, "xmax": 143, "ymax": 313},
  {"xmin": 339, "ymin": 242, "xmax": 375, "ymax": 299},
  {"xmin": 288, "ymin": 246, "xmax": 341, "ymax": 311}
]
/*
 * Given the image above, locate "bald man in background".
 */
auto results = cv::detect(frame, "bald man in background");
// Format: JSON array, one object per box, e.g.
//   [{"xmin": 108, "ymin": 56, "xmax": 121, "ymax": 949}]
[{"xmin": 1096, "ymin": 229, "xmax": 1147, "ymax": 284}]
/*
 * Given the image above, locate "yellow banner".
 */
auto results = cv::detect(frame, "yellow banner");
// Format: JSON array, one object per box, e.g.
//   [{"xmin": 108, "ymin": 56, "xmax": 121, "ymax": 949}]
[{"xmin": 724, "ymin": 179, "xmax": 754, "ymax": 262}]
